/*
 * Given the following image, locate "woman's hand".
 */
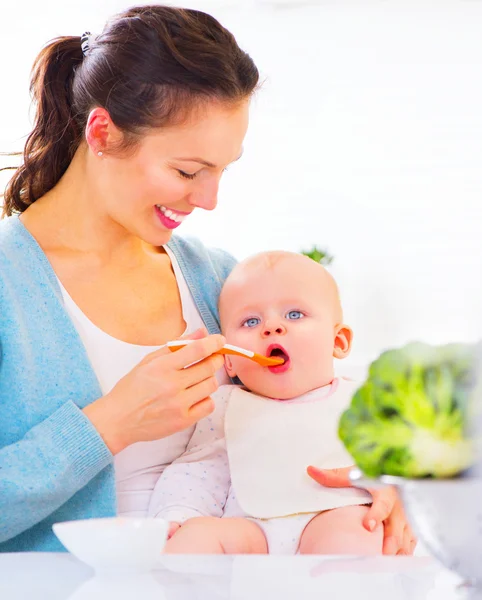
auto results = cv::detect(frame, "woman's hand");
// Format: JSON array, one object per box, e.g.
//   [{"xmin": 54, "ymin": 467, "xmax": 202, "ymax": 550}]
[
  {"xmin": 306, "ymin": 465, "xmax": 417, "ymax": 555},
  {"xmin": 84, "ymin": 328, "xmax": 226, "ymax": 454}
]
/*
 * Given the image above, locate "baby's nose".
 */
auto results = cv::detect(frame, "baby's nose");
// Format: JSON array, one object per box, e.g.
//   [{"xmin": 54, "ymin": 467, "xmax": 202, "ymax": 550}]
[{"xmin": 262, "ymin": 323, "xmax": 287, "ymax": 337}]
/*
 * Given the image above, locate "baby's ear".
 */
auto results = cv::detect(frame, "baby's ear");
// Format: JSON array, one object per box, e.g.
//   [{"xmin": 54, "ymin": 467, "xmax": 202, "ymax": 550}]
[
  {"xmin": 224, "ymin": 354, "xmax": 237, "ymax": 378},
  {"xmin": 333, "ymin": 325, "xmax": 353, "ymax": 359}
]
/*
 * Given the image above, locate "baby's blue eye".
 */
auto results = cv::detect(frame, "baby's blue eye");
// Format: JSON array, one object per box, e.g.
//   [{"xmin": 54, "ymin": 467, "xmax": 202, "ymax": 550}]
[
  {"xmin": 242, "ymin": 317, "xmax": 260, "ymax": 328},
  {"xmin": 286, "ymin": 310, "xmax": 304, "ymax": 320}
]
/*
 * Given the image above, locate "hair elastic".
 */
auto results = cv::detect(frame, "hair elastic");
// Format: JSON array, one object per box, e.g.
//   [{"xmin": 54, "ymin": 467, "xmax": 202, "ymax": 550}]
[{"xmin": 80, "ymin": 31, "xmax": 97, "ymax": 57}]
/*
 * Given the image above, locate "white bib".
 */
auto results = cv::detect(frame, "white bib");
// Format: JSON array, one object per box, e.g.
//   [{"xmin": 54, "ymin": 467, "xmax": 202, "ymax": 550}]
[{"xmin": 225, "ymin": 378, "xmax": 371, "ymax": 519}]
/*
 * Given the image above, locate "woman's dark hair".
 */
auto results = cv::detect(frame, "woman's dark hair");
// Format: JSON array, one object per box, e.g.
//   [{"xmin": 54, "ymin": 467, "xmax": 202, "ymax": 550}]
[{"xmin": 1, "ymin": 5, "xmax": 259, "ymax": 216}]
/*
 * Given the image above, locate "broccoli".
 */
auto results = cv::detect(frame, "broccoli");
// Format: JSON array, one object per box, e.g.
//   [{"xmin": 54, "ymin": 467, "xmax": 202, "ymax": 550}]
[{"xmin": 338, "ymin": 341, "xmax": 481, "ymax": 478}]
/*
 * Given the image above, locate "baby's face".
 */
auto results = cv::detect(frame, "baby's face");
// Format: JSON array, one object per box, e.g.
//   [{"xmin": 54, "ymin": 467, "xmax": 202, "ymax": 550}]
[{"xmin": 220, "ymin": 254, "xmax": 350, "ymax": 400}]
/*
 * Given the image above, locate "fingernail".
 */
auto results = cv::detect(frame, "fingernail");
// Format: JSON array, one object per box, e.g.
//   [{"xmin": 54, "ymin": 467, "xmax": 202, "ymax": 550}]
[
  {"xmin": 308, "ymin": 466, "xmax": 322, "ymax": 474},
  {"xmin": 368, "ymin": 519, "xmax": 376, "ymax": 531}
]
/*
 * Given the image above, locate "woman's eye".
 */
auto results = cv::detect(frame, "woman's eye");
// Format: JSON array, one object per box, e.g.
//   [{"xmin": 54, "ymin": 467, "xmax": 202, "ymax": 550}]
[
  {"xmin": 286, "ymin": 310, "xmax": 304, "ymax": 320},
  {"xmin": 242, "ymin": 317, "xmax": 260, "ymax": 328},
  {"xmin": 178, "ymin": 170, "xmax": 197, "ymax": 180}
]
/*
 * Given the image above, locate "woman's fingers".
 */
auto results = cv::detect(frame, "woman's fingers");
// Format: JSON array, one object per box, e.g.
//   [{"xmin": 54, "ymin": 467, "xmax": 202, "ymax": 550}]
[
  {"xmin": 399, "ymin": 524, "xmax": 417, "ymax": 555},
  {"xmin": 306, "ymin": 465, "xmax": 352, "ymax": 488},
  {"xmin": 140, "ymin": 333, "xmax": 224, "ymax": 369},
  {"xmin": 187, "ymin": 395, "xmax": 216, "ymax": 423},
  {"xmin": 88, "ymin": 329, "xmax": 227, "ymax": 452},
  {"xmin": 181, "ymin": 353, "xmax": 226, "ymax": 389},
  {"xmin": 183, "ymin": 376, "xmax": 219, "ymax": 416},
  {"xmin": 169, "ymin": 334, "xmax": 226, "ymax": 370},
  {"xmin": 362, "ymin": 487, "xmax": 396, "ymax": 532},
  {"xmin": 382, "ymin": 500, "xmax": 406, "ymax": 555}
]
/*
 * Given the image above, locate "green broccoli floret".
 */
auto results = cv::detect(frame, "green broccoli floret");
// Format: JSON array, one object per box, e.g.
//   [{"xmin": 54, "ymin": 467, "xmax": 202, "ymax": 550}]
[{"xmin": 338, "ymin": 341, "xmax": 480, "ymax": 478}]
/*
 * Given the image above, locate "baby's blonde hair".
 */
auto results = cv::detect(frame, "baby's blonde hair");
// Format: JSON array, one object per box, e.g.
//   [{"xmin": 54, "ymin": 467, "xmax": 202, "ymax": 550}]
[{"xmin": 220, "ymin": 250, "xmax": 343, "ymax": 324}]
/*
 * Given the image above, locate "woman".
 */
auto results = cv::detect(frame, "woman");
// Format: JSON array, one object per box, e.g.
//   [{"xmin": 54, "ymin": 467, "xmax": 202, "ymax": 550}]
[{"xmin": 0, "ymin": 5, "xmax": 414, "ymax": 554}]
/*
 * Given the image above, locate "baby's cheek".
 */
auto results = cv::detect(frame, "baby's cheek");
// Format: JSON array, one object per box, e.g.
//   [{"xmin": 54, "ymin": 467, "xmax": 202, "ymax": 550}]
[
  {"xmin": 232, "ymin": 357, "xmax": 258, "ymax": 380},
  {"xmin": 225, "ymin": 354, "xmax": 247, "ymax": 377},
  {"xmin": 233, "ymin": 361, "xmax": 268, "ymax": 391}
]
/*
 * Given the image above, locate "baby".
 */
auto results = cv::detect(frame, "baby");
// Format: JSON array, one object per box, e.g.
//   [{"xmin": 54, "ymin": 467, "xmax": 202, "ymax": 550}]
[{"xmin": 148, "ymin": 251, "xmax": 383, "ymax": 555}]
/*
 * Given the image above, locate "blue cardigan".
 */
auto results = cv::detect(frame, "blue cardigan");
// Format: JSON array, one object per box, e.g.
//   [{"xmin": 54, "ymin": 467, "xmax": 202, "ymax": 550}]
[{"xmin": 0, "ymin": 215, "xmax": 237, "ymax": 552}]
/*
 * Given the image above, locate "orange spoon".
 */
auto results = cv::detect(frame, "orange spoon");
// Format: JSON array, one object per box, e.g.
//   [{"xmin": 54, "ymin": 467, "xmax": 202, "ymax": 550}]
[{"xmin": 166, "ymin": 340, "xmax": 285, "ymax": 367}]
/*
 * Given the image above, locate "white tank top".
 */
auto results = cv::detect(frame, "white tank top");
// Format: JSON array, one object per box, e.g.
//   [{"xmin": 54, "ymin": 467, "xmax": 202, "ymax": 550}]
[{"xmin": 57, "ymin": 245, "xmax": 230, "ymax": 516}]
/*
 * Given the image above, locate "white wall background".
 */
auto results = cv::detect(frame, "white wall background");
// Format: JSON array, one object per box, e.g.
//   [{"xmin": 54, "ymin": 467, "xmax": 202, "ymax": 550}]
[{"xmin": 1, "ymin": 0, "xmax": 481, "ymax": 372}]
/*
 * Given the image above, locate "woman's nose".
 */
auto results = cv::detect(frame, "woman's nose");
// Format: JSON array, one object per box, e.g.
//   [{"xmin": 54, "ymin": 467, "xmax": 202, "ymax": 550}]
[{"xmin": 188, "ymin": 178, "xmax": 219, "ymax": 211}]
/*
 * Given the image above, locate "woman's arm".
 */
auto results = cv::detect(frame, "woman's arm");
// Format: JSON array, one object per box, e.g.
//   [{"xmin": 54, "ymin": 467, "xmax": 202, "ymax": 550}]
[
  {"xmin": 0, "ymin": 401, "xmax": 112, "ymax": 543},
  {"xmin": 0, "ymin": 328, "xmax": 225, "ymax": 544}
]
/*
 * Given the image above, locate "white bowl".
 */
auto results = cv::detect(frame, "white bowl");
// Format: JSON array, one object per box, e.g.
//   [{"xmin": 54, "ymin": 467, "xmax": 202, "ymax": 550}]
[{"xmin": 52, "ymin": 517, "xmax": 168, "ymax": 573}]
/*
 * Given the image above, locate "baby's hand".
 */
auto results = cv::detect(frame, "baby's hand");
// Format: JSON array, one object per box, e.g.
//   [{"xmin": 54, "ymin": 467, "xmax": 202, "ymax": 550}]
[{"xmin": 167, "ymin": 522, "xmax": 181, "ymax": 539}]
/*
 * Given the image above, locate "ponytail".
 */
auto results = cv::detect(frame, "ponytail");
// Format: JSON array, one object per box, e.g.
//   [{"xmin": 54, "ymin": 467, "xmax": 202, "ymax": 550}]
[{"xmin": 2, "ymin": 37, "xmax": 83, "ymax": 216}]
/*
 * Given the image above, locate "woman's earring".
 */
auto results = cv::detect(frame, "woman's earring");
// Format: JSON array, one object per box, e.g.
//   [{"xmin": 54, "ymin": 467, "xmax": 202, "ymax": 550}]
[{"xmin": 97, "ymin": 151, "xmax": 103, "ymax": 157}]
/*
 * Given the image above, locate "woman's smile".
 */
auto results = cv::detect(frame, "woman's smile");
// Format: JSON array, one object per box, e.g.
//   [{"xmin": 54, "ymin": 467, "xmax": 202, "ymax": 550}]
[{"xmin": 155, "ymin": 205, "xmax": 189, "ymax": 229}]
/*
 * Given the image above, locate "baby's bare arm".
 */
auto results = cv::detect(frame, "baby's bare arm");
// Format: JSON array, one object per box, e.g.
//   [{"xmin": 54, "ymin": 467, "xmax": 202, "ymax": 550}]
[{"xmin": 164, "ymin": 517, "xmax": 268, "ymax": 555}]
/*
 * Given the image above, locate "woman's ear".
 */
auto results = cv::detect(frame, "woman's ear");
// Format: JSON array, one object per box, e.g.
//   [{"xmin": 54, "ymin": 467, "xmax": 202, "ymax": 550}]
[
  {"xmin": 224, "ymin": 354, "xmax": 237, "ymax": 378},
  {"xmin": 85, "ymin": 107, "xmax": 122, "ymax": 155},
  {"xmin": 333, "ymin": 325, "xmax": 353, "ymax": 359}
]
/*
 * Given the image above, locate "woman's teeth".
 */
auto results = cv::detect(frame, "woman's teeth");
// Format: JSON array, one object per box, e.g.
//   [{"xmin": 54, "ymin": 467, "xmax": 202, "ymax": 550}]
[{"xmin": 156, "ymin": 205, "xmax": 186, "ymax": 223}]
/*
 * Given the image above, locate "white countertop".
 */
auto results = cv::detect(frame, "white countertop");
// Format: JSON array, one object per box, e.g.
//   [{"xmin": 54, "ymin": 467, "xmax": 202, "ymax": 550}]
[{"xmin": 0, "ymin": 553, "xmax": 479, "ymax": 600}]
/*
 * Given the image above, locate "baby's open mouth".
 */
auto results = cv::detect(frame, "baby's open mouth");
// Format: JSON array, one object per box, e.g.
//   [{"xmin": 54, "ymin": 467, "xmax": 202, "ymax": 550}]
[{"xmin": 267, "ymin": 344, "xmax": 290, "ymax": 365}]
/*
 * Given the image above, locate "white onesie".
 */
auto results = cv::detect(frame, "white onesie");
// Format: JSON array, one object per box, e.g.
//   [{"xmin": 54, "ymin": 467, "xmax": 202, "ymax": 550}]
[{"xmin": 149, "ymin": 378, "xmax": 371, "ymax": 554}]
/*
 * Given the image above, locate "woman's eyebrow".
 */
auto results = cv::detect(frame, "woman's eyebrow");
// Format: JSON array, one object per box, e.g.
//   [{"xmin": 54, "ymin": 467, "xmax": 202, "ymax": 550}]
[
  {"xmin": 174, "ymin": 148, "xmax": 244, "ymax": 169},
  {"xmin": 175, "ymin": 157, "xmax": 216, "ymax": 168}
]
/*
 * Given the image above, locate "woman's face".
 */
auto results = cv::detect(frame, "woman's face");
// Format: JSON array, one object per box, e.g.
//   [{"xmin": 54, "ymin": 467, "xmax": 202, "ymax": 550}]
[{"xmin": 95, "ymin": 100, "xmax": 250, "ymax": 246}]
